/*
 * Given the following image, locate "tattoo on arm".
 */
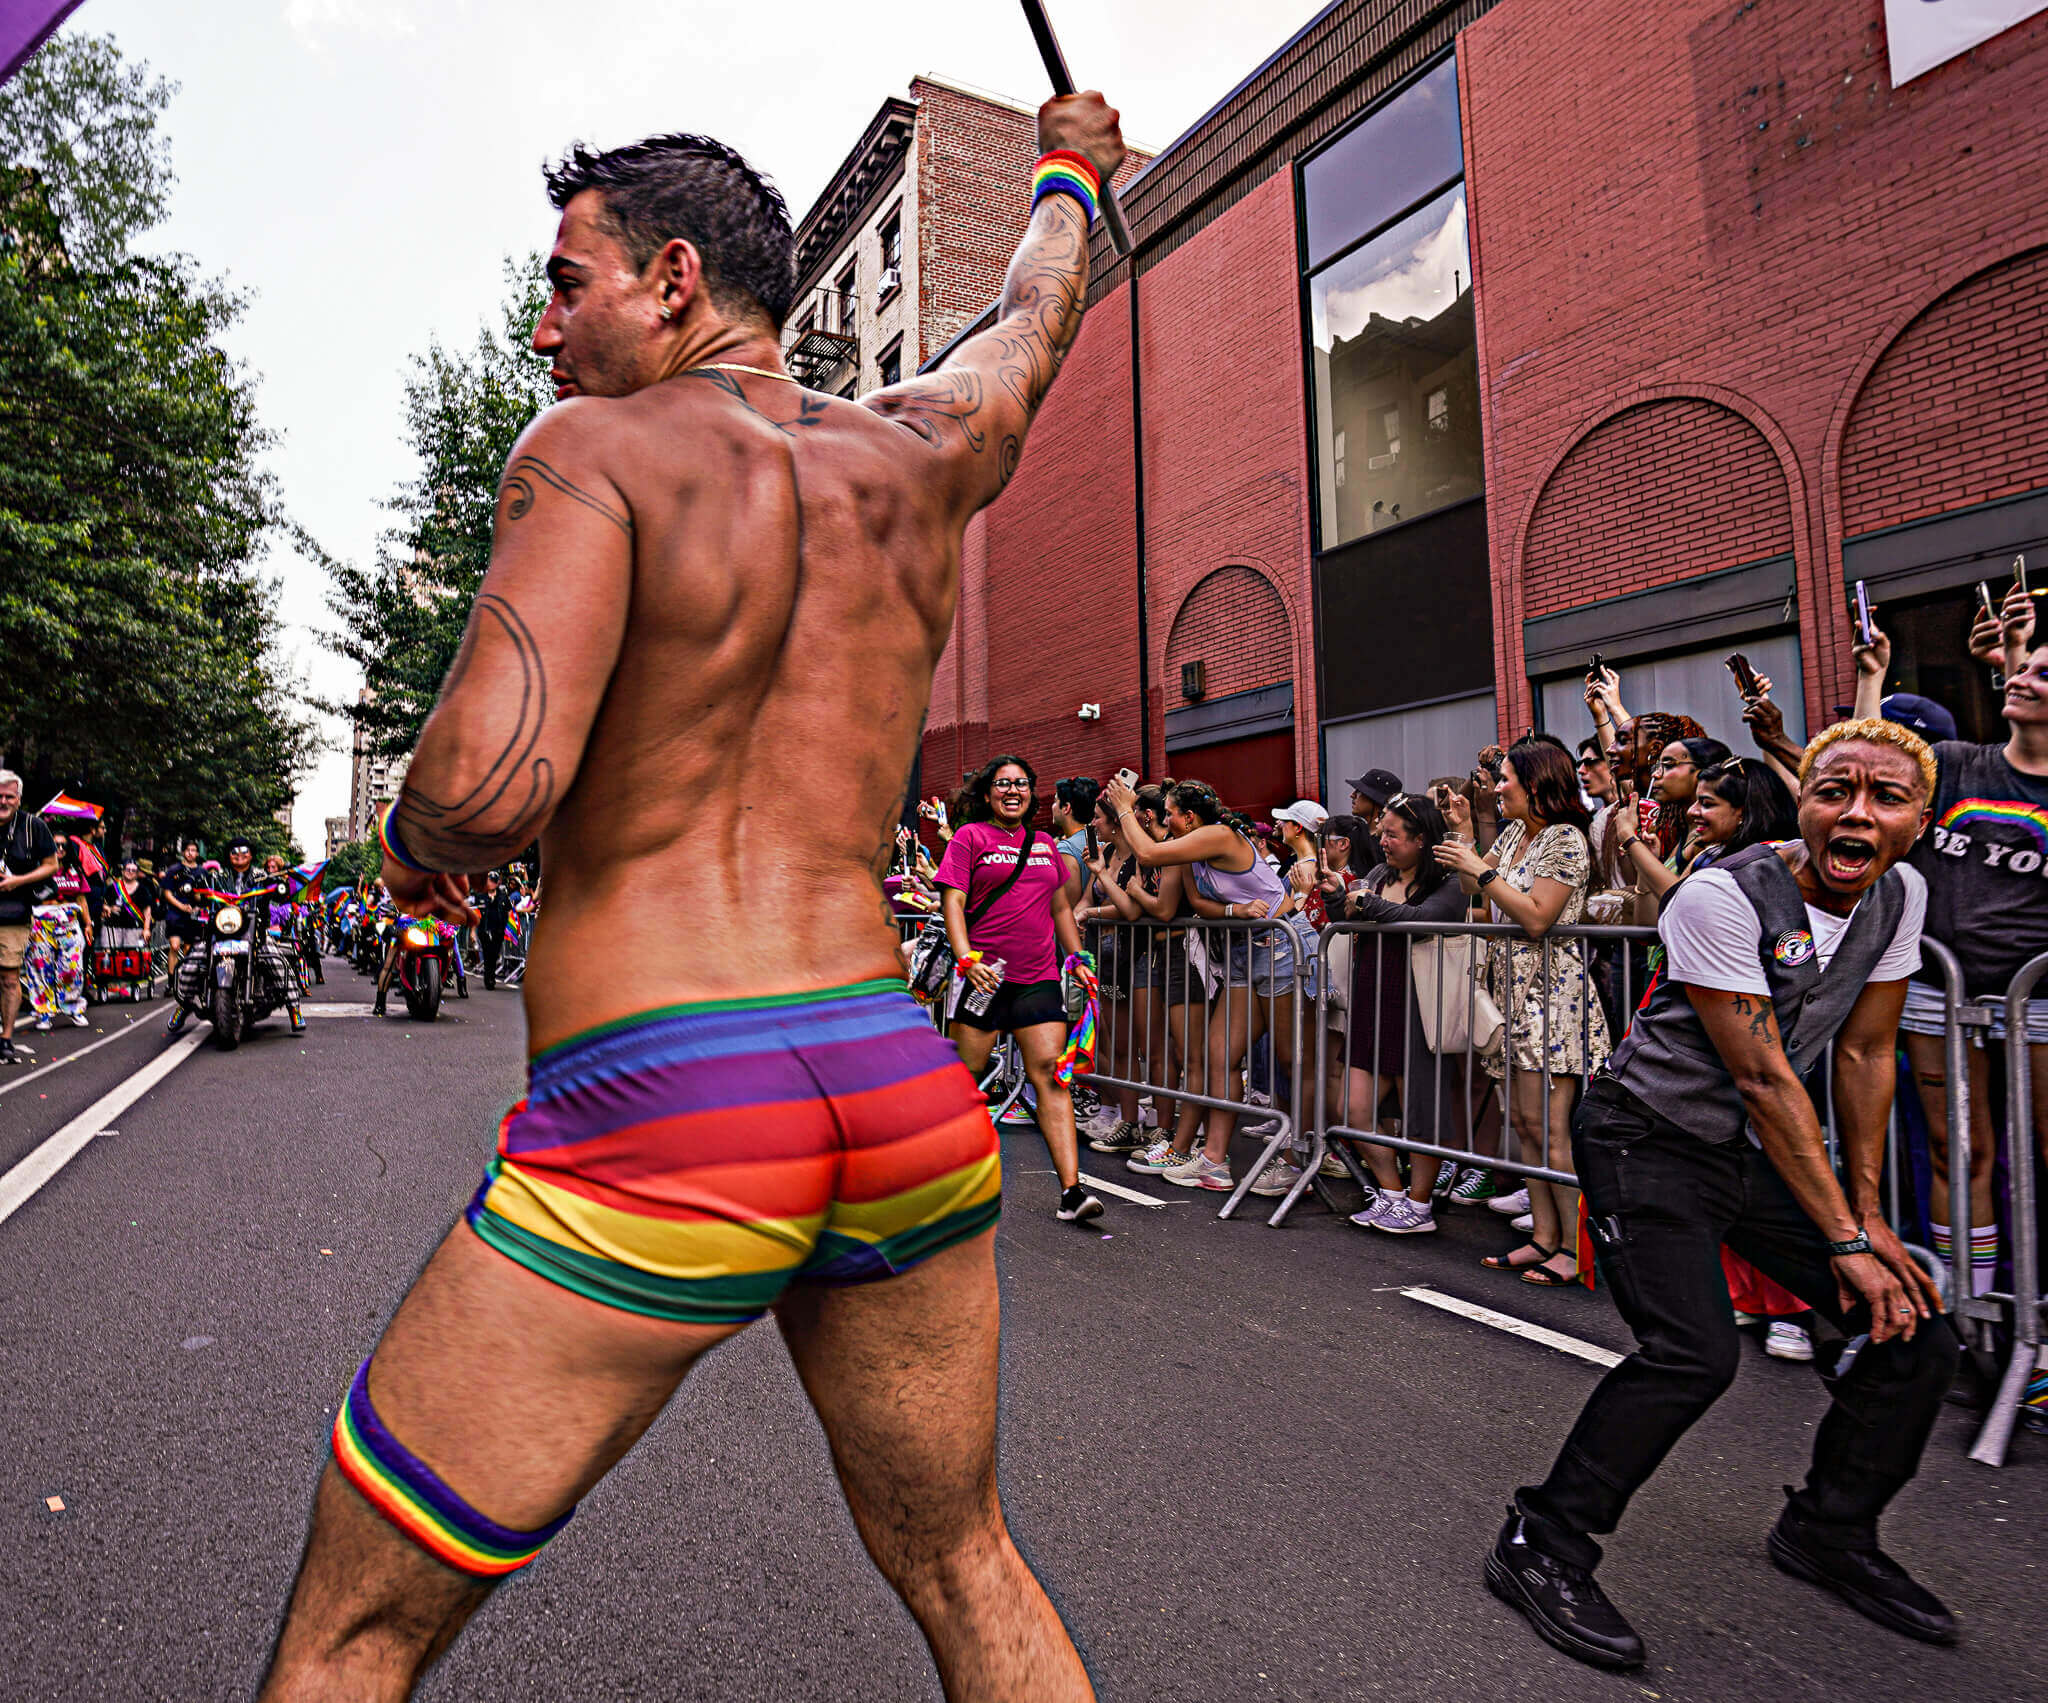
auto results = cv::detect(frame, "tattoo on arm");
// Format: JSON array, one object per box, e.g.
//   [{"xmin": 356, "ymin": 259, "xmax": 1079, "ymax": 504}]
[
  {"xmin": 398, "ymin": 593, "xmax": 556, "ymax": 861},
  {"xmin": 1747, "ymin": 1005, "xmax": 1778, "ymax": 1048},
  {"xmin": 500, "ymin": 455, "xmax": 633, "ymax": 538}
]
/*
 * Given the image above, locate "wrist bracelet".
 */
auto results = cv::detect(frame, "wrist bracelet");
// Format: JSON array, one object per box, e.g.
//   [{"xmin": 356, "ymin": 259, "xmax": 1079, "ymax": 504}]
[
  {"xmin": 1476, "ymin": 868, "xmax": 1499, "ymax": 889},
  {"xmin": 376, "ymin": 800, "xmax": 433, "ymax": 875},
  {"xmin": 1827, "ymin": 1231, "xmax": 1872, "ymax": 1258},
  {"xmin": 1032, "ymin": 150, "xmax": 1100, "ymax": 224}
]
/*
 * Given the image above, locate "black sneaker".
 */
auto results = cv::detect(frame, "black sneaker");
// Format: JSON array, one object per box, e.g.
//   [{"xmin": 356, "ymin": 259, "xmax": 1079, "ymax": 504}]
[
  {"xmin": 1056, "ymin": 1184, "xmax": 1104, "ymax": 1224},
  {"xmin": 1088, "ymin": 1119, "xmax": 1148, "ymax": 1153},
  {"xmin": 0, "ymin": 1036, "xmax": 16, "ymax": 1065},
  {"xmin": 371, "ymin": 998, "xmax": 387, "ymax": 1017},
  {"xmin": 164, "ymin": 1009, "xmax": 188, "ymax": 1039},
  {"xmin": 1767, "ymin": 1507, "xmax": 1958, "ymax": 1645},
  {"xmin": 1485, "ymin": 1507, "xmax": 1645, "ymax": 1670}
]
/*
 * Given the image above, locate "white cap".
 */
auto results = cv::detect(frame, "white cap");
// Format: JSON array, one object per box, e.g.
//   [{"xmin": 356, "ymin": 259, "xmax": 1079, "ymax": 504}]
[{"xmin": 1271, "ymin": 800, "xmax": 1329, "ymax": 832}]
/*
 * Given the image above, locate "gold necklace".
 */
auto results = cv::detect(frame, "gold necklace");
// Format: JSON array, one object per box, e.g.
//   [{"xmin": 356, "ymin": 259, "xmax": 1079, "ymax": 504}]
[{"xmin": 693, "ymin": 362, "xmax": 800, "ymax": 385}]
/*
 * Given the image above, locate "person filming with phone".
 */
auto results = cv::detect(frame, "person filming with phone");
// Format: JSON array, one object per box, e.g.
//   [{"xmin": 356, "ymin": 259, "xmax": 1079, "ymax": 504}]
[{"xmin": 1486, "ymin": 717, "xmax": 1960, "ymax": 1672}]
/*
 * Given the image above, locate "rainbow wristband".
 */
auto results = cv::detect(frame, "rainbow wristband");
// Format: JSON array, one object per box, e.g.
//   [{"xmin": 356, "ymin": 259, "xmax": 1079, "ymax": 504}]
[
  {"xmin": 1032, "ymin": 150, "xmax": 1100, "ymax": 224},
  {"xmin": 376, "ymin": 800, "xmax": 433, "ymax": 875}
]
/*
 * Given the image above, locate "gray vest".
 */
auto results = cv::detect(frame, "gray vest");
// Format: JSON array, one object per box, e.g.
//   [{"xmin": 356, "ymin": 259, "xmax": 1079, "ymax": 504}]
[{"xmin": 1609, "ymin": 842, "xmax": 1905, "ymax": 1143}]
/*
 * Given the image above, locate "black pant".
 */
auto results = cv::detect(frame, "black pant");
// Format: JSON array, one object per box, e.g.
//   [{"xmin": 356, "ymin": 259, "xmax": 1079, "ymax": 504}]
[
  {"xmin": 1517, "ymin": 1074, "xmax": 1958, "ymax": 1570},
  {"xmin": 480, "ymin": 935, "xmax": 502, "ymax": 984}
]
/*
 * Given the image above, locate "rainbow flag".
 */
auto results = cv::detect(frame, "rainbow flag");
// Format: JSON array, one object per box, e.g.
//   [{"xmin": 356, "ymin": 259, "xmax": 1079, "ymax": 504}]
[
  {"xmin": 289, "ymin": 860, "xmax": 327, "ymax": 904},
  {"xmin": 1, "ymin": 2, "xmax": 88, "ymax": 88}
]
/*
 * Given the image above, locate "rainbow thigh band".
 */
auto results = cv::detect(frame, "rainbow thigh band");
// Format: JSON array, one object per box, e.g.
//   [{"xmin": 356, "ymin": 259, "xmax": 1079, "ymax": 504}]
[{"xmin": 331, "ymin": 1358, "xmax": 573, "ymax": 1577}]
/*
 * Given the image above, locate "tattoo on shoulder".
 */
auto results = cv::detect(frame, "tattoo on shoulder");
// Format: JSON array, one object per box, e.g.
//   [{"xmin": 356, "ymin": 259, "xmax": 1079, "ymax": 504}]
[
  {"xmin": 398, "ymin": 592, "xmax": 555, "ymax": 860},
  {"xmin": 500, "ymin": 455, "xmax": 632, "ymax": 539},
  {"xmin": 692, "ymin": 368, "xmax": 830, "ymax": 436}
]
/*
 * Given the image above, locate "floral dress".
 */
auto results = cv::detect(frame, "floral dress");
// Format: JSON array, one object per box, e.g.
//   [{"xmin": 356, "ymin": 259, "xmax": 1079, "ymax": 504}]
[{"xmin": 1481, "ymin": 820, "xmax": 1611, "ymax": 1081}]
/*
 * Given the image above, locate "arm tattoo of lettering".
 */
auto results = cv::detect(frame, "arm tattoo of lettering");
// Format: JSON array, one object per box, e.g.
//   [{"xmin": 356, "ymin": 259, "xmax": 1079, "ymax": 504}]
[
  {"xmin": 500, "ymin": 455, "xmax": 633, "ymax": 538},
  {"xmin": 398, "ymin": 593, "xmax": 555, "ymax": 860}
]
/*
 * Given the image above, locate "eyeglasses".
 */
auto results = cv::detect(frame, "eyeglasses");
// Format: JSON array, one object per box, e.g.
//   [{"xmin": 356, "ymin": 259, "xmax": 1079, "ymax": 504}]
[
  {"xmin": 1576, "ymin": 755, "xmax": 1603, "ymax": 768},
  {"xmin": 991, "ymin": 779, "xmax": 1032, "ymax": 791},
  {"xmin": 1652, "ymin": 756, "xmax": 1696, "ymax": 774}
]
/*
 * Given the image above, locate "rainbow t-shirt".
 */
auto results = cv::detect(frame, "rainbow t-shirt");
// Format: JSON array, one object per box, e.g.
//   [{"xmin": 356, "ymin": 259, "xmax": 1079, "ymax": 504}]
[{"xmin": 1910, "ymin": 740, "xmax": 2048, "ymax": 993}]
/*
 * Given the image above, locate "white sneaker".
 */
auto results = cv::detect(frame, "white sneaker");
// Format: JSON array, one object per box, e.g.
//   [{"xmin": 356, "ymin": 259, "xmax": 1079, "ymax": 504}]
[
  {"xmin": 1248, "ymin": 1160, "xmax": 1303, "ymax": 1198},
  {"xmin": 1764, "ymin": 1321, "xmax": 1814, "ymax": 1362},
  {"xmin": 70, "ymin": 1013, "xmax": 90, "ymax": 1027},
  {"xmin": 1511, "ymin": 1212, "xmax": 1534, "ymax": 1233},
  {"xmin": 1371, "ymin": 1196, "xmax": 1437, "ymax": 1235},
  {"xmin": 1165, "ymin": 1153, "xmax": 1233, "ymax": 1191},
  {"xmin": 1318, "ymin": 1149, "xmax": 1349, "ymax": 1177},
  {"xmin": 1127, "ymin": 1139, "xmax": 1188, "ymax": 1174},
  {"xmin": 1487, "ymin": 1187, "xmax": 1532, "ymax": 1215}
]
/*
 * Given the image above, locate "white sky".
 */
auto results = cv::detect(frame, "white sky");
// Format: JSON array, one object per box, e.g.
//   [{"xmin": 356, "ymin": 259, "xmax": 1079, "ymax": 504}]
[{"xmin": 74, "ymin": 0, "xmax": 1330, "ymax": 843}]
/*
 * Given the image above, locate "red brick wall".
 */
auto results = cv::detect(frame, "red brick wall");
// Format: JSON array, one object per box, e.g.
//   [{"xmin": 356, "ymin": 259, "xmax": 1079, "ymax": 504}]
[
  {"xmin": 1522, "ymin": 400, "xmax": 1793, "ymax": 618},
  {"xmin": 1463, "ymin": 0, "xmax": 2048, "ymax": 733},
  {"xmin": 1164, "ymin": 566, "xmax": 1293, "ymax": 700},
  {"xmin": 913, "ymin": 81, "xmax": 1151, "ymax": 370},
  {"xmin": 1840, "ymin": 244, "xmax": 2048, "ymax": 537},
  {"xmin": 1139, "ymin": 173, "xmax": 1316, "ymax": 789}
]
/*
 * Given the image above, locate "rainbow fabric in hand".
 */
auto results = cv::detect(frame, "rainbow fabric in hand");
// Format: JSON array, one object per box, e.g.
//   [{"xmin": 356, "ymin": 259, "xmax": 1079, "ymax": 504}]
[{"xmin": 1054, "ymin": 951, "xmax": 1099, "ymax": 1088}]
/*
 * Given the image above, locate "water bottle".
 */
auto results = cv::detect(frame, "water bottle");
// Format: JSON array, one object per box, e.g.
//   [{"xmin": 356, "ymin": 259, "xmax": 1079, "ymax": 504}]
[{"xmin": 962, "ymin": 955, "xmax": 1006, "ymax": 1016}]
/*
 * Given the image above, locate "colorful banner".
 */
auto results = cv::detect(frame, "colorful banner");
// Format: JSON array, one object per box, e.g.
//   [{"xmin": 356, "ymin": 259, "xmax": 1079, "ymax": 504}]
[
  {"xmin": 39, "ymin": 791, "xmax": 102, "ymax": 823},
  {"xmin": 1887, "ymin": 0, "xmax": 2048, "ymax": 84},
  {"xmin": 0, "ymin": 1, "xmax": 87, "ymax": 88},
  {"xmin": 289, "ymin": 860, "xmax": 328, "ymax": 904}
]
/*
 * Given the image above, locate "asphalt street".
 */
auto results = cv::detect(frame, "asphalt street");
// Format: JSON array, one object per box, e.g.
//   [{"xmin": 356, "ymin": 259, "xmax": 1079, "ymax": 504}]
[{"xmin": 1, "ymin": 963, "xmax": 2042, "ymax": 1701}]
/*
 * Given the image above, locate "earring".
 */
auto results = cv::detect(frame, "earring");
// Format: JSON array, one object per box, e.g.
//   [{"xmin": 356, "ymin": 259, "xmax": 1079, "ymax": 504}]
[{"xmin": 658, "ymin": 304, "xmax": 673, "ymax": 321}]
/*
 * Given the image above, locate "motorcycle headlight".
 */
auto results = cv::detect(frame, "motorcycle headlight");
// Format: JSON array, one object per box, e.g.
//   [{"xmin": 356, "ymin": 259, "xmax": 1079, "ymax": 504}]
[
  {"xmin": 403, "ymin": 923, "xmax": 434, "ymax": 950},
  {"xmin": 214, "ymin": 905, "xmax": 243, "ymax": 936}
]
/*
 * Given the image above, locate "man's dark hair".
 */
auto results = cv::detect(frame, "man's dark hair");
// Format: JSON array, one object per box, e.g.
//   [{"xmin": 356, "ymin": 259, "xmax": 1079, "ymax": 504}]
[
  {"xmin": 181, "ymin": 839, "xmax": 199, "ymax": 853},
  {"xmin": 1577, "ymin": 735, "xmax": 1605, "ymax": 762},
  {"xmin": 544, "ymin": 133, "xmax": 796, "ymax": 330},
  {"xmin": 1055, "ymin": 777, "xmax": 1100, "ymax": 825}
]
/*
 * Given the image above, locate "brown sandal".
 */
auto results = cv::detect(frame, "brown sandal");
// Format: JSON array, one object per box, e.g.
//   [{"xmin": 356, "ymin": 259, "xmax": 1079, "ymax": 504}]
[{"xmin": 1481, "ymin": 1242, "xmax": 1555, "ymax": 1272}]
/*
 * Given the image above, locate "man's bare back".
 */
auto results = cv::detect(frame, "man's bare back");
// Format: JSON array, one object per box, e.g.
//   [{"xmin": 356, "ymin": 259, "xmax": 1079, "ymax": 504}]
[
  {"xmin": 265, "ymin": 104, "xmax": 1124, "ymax": 1703},
  {"xmin": 504, "ymin": 374, "xmax": 970, "ymax": 1047}
]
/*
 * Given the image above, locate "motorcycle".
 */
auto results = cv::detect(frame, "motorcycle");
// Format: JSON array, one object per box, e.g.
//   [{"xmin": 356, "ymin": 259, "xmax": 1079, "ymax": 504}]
[
  {"xmin": 392, "ymin": 916, "xmax": 456, "ymax": 1021},
  {"xmin": 174, "ymin": 882, "xmax": 302, "ymax": 1049},
  {"xmin": 354, "ymin": 911, "xmax": 392, "ymax": 978}
]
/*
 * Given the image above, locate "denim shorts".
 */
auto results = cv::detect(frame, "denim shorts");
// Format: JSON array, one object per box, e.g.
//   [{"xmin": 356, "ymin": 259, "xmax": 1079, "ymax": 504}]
[{"xmin": 1899, "ymin": 978, "xmax": 2048, "ymax": 1046}]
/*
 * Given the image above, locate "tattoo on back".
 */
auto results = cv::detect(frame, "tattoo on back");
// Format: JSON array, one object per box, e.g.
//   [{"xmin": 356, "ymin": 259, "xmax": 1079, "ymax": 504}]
[
  {"xmin": 399, "ymin": 593, "xmax": 555, "ymax": 859},
  {"xmin": 501, "ymin": 455, "xmax": 633, "ymax": 538}
]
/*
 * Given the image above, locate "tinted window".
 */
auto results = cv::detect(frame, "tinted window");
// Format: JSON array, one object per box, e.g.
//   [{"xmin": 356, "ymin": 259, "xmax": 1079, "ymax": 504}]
[
  {"xmin": 1302, "ymin": 57, "xmax": 1463, "ymax": 269},
  {"xmin": 1310, "ymin": 184, "xmax": 1479, "ymax": 548}
]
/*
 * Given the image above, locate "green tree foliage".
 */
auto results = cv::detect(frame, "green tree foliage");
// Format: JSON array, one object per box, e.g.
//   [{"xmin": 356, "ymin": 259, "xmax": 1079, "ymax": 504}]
[
  {"xmin": 323, "ymin": 836, "xmax": 383, "ymax": 891},
  {"xmin": 0, "ymin": 30, "xmax": 175, "ymax": 271},
  {"xmin": 0, "ymin": 34, "xmax": 315, "ymax": 850},
  {"xmin": 322, "ymin": 256, "xmax": 552, "ymax": 758}
]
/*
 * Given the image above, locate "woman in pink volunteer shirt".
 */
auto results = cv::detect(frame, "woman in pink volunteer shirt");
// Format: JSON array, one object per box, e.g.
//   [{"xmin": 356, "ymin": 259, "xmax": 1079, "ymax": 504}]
[{"xmin": 937, "ymin": 755, "xmax": 1103, "ymax": 1225}]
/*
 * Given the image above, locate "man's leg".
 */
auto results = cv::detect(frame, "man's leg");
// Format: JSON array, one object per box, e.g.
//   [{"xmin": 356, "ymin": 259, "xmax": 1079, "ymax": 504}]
[
  {"xmin": 373, "ymin": 942, "xmax": 400, "ymax": 1015},
  {"xmin": 773, "ymin": 1232, "xmax": 1093, "ymax": 1703},
  {"xmin": 1515, "ymin": 1098, "xmax": 1745, "ymax": 1562},
  {"xmin": 0, "ymin": 960, "xmax": 19, "ymax": 1044},
  {"xmin": 262, "ymin": 1224, "xmax": 743, "ymax": 1702},
  {"xmin": 1721, "ymin": 1149, "xmax": 1959, "ymax": 1540}
]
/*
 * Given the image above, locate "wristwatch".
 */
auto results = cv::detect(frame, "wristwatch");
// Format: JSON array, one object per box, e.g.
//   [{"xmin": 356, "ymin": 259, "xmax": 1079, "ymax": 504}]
[
  {"xmin": 1827, "ymin": 1231, "xmax": 1873, "ymax": 1258},
  {"xmin": 1476, "ymin": 869, "xmax": 1499, "ymax": 890}
]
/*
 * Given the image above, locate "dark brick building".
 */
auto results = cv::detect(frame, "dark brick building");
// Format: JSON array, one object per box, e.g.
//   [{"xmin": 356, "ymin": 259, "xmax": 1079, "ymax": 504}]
[{"xmin": 908, "ymin": 0, "xmax": 2048, "ymax": 818}]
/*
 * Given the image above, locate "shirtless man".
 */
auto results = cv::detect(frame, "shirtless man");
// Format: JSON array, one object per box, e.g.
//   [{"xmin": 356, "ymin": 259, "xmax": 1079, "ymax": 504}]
[{"xmin": 261, "ymin": 102, "xmax": 1123, "ymax": 1702}]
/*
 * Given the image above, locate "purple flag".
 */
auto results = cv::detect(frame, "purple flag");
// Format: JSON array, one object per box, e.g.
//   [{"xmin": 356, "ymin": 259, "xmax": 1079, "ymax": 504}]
[{"xmin": 1, "ymin": 1, "xmax": 87, "ymax": 88}]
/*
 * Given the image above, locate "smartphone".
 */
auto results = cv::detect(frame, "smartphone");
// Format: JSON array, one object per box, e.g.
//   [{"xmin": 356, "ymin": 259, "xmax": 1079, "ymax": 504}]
[
  {"xmin": 1586, "ymin": 651, "xmax": 1604, "ymax": 680},
  {"xmin": 1726, "ymin": 651, "xmax": 1762, "ymax": 698},
  {"xmin": 2018, "ymin": 554, "xmax": 2034, "ymax": 597},
  {"xmin": 1115, "ymin": 766, "xmax": 1138, "ymax": 790},
  {"xmin": 1852, "ymin": 580, "xmax": 1876, "ymax": 646},
  {"xmin": 1085, "ymin": 823, "xmax": 1099, "ymax": 863},
  {"xmin": 1979, "ymin": 580, "xmax": 2000, "ymax": 624}
]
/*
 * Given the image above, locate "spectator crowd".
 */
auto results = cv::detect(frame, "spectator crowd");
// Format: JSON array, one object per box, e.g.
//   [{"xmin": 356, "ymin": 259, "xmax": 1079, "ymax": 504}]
[{"xmin": 890, "ymin": 578, "xmax": 2047, "ymax": 1395}]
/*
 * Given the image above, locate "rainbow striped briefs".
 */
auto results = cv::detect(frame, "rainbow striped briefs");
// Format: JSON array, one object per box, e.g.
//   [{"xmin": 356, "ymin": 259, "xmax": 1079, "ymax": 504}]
[
  {"xmin": 464, "ymin": 978, "xmax": 1002, "ymax": 1324},
  {"xmin": 332, "ymin": 1357, "xmax": 571, "ymax": 1575}
]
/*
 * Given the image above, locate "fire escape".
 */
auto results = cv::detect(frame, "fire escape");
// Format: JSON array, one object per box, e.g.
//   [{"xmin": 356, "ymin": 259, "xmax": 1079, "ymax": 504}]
[{"xmin": 782, "ymin": 288, "xmax": 859, "ymax": 391}]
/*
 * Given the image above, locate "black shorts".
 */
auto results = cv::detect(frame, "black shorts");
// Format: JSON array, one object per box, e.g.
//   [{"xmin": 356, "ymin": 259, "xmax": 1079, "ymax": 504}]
[
  {"xmin": 951, "ymin": 976, "xmax": 1066, "ymax": 1033},
  {"xmin": 165, "ymin": 916, "xmax": 201, "ymax": 943}
]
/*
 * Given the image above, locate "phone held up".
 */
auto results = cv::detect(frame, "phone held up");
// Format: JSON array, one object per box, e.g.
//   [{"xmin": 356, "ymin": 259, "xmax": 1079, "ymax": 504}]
[
  {"xmin": 1725, "ymin": 651, "xmax": 1763, "ymax": 699},
  {"xmin": 1114, "ymin": 766, "xmax": 1138, "ymax": 791},
  {"xmin": 1852, "ymin": 579, "xmax": 1877, "ymax": 647}
]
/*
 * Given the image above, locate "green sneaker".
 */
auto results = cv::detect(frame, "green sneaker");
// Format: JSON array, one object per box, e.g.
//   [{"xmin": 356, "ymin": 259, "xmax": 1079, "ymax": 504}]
[{"xmin": 1447, "ymin": 1167, "xmax": 1499, "ymax": 1204}]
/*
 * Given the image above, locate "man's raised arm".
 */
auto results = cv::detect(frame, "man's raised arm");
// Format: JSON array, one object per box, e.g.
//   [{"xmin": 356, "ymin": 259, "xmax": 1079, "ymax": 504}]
[
  {"xmin": 382, "ymin": 407, "xmax": 631, "ymax": 895},
  {"xmin": 863, "ymin": 92, "xmax": 1125, "ymax": 520}
]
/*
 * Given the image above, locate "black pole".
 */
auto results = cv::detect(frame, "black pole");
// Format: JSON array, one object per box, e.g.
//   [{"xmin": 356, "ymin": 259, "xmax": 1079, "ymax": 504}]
[{"xmin": 1018, "ymin": 0, "xmax": 1133, "ymax": 257}]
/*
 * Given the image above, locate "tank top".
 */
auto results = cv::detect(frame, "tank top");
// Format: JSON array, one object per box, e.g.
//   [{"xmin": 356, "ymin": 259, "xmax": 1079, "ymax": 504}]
[{"xmin": 1187, "ymin": 829, "xmax": 1288, "ymax": 909}]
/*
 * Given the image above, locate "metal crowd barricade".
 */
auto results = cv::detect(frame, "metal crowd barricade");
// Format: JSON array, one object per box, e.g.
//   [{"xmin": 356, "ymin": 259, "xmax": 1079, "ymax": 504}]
[
  {"xmin": 1310, "ymin": 919, "xmax": 1656, "ymax": 1221},
  {"xmin": 1970, "ymin": 949, "xmax": 2047, "ymax": 1467},
  {"xmin": 1079, "ymin": 913, "xmax": 1318, "ymax": 1225}
]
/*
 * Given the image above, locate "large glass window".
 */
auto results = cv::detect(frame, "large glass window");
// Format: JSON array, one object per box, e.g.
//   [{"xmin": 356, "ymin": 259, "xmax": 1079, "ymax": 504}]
[
  {"xmin": 1309, "ymin": 182, "xmax": 1479, "ymax": 548},
  {"xmin": 1301, "ymin": 56, "xmax": 1463, "ymax": 269}
]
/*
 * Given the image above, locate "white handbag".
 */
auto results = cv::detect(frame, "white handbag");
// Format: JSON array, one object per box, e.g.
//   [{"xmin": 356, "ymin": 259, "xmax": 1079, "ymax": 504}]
[{"xmin": 1409, "ymin": 932, "xmax": 1505, "ymax": 1061}]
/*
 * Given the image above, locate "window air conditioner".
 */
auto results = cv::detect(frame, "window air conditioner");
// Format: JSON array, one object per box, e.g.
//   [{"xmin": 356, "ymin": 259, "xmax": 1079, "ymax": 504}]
[{"xmin": 877, "ymin": 266, "xmax": 902, "ymax": 301}]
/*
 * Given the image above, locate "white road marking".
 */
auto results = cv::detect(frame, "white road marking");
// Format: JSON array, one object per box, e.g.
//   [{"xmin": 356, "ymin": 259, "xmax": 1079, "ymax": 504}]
[
  {"xmin": 1079, "ymin": 1171, "xmax": 1178, "ymax": 1208},
  {"xmin": 0, "ymin": 1032, "xmax": 205, "ymax": 1228},
  {"xmin": 1401, "ymin": 1285, "xmax": 1623, "ymax": 1369},
  {"xmin": 0, "ymin": 1013, "xmax": 156, "ymax": 1101},
  {"xmin": 302, "ymin": 1003, "xmax": 376, "ymax": 1017}
]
